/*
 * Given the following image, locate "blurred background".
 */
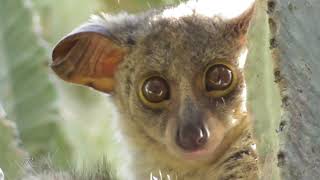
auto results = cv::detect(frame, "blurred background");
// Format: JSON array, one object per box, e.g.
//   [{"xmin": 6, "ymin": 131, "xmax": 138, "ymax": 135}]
[{"xmin": 0, "ymin": 0, "xmax": 280, "ymax": 179}]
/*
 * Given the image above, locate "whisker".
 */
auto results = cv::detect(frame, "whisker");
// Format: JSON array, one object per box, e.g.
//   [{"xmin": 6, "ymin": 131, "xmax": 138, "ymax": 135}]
[
  {"xmin": 221, "ymin": 97, "xmax": 226, "ymax": 106},
  {"xmin": 215, "ymin": 100, "xmax": 219, "ymax": 107},
  {"xmin": 159, "ymin": 170, "xmax": 163, "ymax": 180},
  {"xmin": 167, "ymin": 174, "xmax": 171, "ymax": 180}
]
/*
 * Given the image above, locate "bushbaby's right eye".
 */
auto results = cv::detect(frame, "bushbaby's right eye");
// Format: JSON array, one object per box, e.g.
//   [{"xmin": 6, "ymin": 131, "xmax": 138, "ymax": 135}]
[
  {"xmin": 142, "ymin": 76, "xmax": 169, "ymax": 103},
  {"xmin": 139, "ymin": 76, "xmax": 170, "ymax": 108}
]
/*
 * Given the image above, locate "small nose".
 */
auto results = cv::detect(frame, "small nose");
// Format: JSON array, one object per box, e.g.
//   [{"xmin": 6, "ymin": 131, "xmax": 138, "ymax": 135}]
[{"xmin": 176, "ymin": 122, "xmax": 209, "ymax": 151}]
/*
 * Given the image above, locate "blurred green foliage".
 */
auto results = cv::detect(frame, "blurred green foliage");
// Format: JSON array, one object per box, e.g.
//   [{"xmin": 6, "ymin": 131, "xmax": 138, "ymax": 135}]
[
  {"xmin": 0, "ymin": 107, "xmax": 26, "ymax": 179},
  {"xmin": 0, "ymin": 0, "xmax": 72, "ymax": 169}
]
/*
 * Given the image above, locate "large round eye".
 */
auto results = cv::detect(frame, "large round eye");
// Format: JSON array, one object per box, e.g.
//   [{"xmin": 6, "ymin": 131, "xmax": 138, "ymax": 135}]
[
  {"xmin": 206, "ymin": 64, "xmax": 233, "ymax": 91},
  {"xmin": 141, "ymin": 76, "xmax": 170, "ymax": 103},
  {"xmin": 204, "ymin": 64, "xmax": 237, "ymax": 97}
]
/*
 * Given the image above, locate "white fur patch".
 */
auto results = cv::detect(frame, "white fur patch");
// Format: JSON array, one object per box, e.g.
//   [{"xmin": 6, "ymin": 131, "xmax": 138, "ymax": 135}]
[
  {"xmin": 240, "ymin": 84, "xmax": 248, "ymax": 113},
  {"xmin": 238, "ymin": 48, "xmax": 248, "ymax": 69},
  {"xmin": 230, "ymin": 117, "xmax": 238, "ymax": 125},
  {"xmin": 251, "ymin": 143, "xmax": 257, "ymax": 151},
  {"xmin": 162, "ymin": 0, "xmax": 255, "ymax": 19}
]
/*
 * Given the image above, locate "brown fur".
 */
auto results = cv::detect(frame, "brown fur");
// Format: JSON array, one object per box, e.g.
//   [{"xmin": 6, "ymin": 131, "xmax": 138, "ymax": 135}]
[{"xmin": 48, "ymin": 1, "xmax": 259, "ymax": 179}]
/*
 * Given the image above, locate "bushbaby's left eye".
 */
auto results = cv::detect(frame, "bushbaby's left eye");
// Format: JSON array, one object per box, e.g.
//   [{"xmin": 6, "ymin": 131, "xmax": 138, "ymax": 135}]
[
  {"xmin": 204, "ymin": 63, "xmax": 238, "ymax": 97},
  {"xmin": 139, "ymin": 76, "xmax": 170, "ymax": 109}
]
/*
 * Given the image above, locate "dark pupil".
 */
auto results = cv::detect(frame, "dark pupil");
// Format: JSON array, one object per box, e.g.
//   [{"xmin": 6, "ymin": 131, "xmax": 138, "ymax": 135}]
[
  {"xmin": 142, "ymin": 77, "xmax": 169, "ymax": 103},
  {"xmin": 206, "ymin": 65, "xmax": 233, "ymax": 91}
]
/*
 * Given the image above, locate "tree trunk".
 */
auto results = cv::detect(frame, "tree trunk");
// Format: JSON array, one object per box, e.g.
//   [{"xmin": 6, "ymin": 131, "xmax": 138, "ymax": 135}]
[{"xmin": 268, "ymin": 0, "xmax": 320, "ymax": 179}]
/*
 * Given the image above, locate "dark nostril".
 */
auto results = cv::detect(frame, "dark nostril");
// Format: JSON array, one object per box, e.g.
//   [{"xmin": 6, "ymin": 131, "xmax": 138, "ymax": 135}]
[{"xmin": 176, "ymin": 123, "xmax": 209, "ymax": 151}]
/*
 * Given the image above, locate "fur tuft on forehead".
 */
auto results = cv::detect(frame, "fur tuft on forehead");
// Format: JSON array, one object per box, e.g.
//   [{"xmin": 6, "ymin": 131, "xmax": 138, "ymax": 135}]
[{"xmin": 161, "ymin": 0, "xmax": 255, "ymax": 19}]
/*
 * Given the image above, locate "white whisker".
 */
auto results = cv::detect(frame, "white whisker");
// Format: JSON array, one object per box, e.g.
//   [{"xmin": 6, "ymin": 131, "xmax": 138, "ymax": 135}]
[
  {"xmin": 167, "ymin": 174, "xmax": 171, "ymax": 180},
  {"xmin": 159, "ymin": 170, "xmax": 163, "ymax": 180},
  {"xmin": 221, "ymin": 97, "xmax": 226, "ymax": 106},
  {"xmin": 150, "ymin": 172, "xmax": 154, "ymax": 180}
]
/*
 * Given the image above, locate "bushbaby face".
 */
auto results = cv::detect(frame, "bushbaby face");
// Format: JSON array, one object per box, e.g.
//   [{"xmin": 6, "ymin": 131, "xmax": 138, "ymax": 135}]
[
  {"xmin": 51, "ymin": 0, "xmax": 255, "ymax": 165},
  {"xmin": 114, "ymin": 15, "xmax": 250, "ymax": 163}
]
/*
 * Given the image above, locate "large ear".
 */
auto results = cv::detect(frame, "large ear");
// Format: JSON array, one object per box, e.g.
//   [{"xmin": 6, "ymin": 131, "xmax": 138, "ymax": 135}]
[
  {"xmin": 51, "ymin": 23, "xmax": 127, "ymax": 93},
  {"xmin": 225, "ymin": 0, "xmax": 256, "ymax": 38}
]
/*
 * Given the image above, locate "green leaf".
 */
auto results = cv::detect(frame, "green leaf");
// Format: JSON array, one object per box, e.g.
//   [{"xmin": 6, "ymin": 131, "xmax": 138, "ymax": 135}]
[
  {"xmin": 0, "ymin": 105, "xmax": 26, "ymax": 180},
  {"xmin": 0, "ymin": 0, "xmax": 72, "ymax": 168},
  {"xmin": 246, "ymin": 1, "xmax": 281, "ymax": 179},
  {"xmin": 32, "ymin": 0, "xmax": 121, "ymax": 169}
]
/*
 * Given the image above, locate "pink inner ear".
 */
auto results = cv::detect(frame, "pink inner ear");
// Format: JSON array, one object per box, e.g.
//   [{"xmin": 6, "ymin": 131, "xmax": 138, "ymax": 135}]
[
  {"xmin": 51, "ymin": 32, "xmax": 127, "ymax": 93},
  {"xmin": 100, "ymin": 49, "xmax": 125, "ymax": 77},
  {"xmin": 85, "ymin": 34, "xmax": 126, "ymax": 79}
]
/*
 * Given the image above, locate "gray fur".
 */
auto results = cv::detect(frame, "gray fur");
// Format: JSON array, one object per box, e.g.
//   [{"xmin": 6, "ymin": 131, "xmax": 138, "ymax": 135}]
[
  {"xmin": 110, "ymin": 3, "xmax": 257, "ymax": 179},
  {"xmin": 48, "ymin": 1, "xmax": 258, "ymax": 179}
]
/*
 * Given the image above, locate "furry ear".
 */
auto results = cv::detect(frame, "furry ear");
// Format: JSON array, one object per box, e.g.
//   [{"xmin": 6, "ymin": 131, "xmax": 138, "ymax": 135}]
[
  {"xmin": 225, "ymin": 1, "xmax": 256, "ymax": 38},
  {"xmin": 51, "ymin": 24, "xmax": 127, "ymax": 93}
]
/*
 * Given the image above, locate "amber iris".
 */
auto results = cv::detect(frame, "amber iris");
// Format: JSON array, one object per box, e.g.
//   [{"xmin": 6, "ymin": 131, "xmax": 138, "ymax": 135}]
[
  {"xmin": 205, "ymin": 64, "xmax": 233, "ymax": 91},
  {"xmin": 142, "ymin": 77, "xmax": 170, "ymax": 103}
]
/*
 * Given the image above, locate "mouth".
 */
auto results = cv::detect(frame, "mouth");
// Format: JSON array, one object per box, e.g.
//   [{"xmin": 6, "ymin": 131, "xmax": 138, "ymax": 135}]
[
  {"xmin": 178, "ymin": 118, "xmax": 250, "ymax": 163},
  {"xmin": 181, "ymin": 148, "xmax": 212, "ymax": 161}
]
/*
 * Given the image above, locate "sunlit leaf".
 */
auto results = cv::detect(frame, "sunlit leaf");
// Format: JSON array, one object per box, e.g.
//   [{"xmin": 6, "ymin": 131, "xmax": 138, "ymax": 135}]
[
  {"xmin": 246, "ymin": 1, "xmax": 281, "ymax": 179},
  {"xmin": 0, "ymin": 104, "xmax": 26, "ymax": 180},
  {"xmin": 0, "ymin": 0, "xmax": 72, "ymax": 168},
  {"xmin": 100, "ymin": 0, "xmax": 187, "ymax": 12}
]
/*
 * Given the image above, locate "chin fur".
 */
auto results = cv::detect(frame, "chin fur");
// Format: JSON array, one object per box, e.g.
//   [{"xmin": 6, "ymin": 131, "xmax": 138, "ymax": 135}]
[{"xmin": 119, "ymin": 116, "xmax": 258, "ymax": 180}]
